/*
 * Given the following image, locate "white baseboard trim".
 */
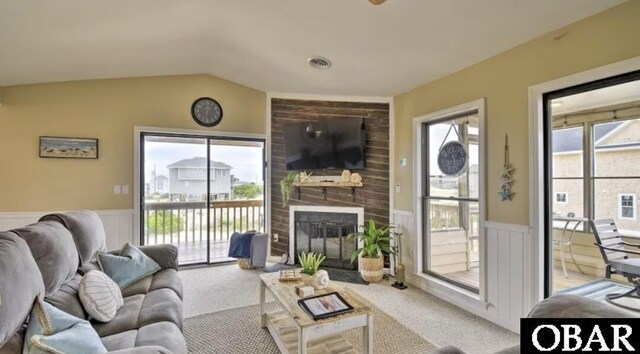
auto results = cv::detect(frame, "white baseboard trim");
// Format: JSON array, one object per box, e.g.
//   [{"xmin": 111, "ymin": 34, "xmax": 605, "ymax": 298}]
[{"xmin": 0, "ymin": 209, "xmax": 134, "ymax": 218}]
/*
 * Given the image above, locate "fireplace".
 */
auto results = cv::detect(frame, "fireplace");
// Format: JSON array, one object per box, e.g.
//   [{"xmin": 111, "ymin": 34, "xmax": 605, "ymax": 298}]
[{"xmin": 288, "ymin": 206, "xmax": 364, "ymax": 270}]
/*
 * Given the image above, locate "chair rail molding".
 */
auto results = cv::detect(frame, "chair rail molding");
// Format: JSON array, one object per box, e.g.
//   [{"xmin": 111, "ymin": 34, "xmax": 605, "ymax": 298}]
[{"xmin": 0, "ymin": 209, "xmax": 135, "ymax": 251}]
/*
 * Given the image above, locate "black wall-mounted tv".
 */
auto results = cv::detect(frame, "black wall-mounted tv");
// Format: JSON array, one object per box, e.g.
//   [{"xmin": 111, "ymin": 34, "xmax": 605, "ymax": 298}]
[{"xmin": 284, "ymin": 117, "xmax": 366, "ymax": 170}]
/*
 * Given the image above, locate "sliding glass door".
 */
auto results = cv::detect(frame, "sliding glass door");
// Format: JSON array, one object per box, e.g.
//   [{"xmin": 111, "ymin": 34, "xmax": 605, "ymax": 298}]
[
  {"xmin": 543, "ymin": 70, "xmax": 640, "ymax": 296},
  {"xmin": 140, "ymin": 133, "xmax": 265, "ymax": 266},
  {"xmin": 422, "ymin": 112, "xmax": 480, "ymax": 293}
]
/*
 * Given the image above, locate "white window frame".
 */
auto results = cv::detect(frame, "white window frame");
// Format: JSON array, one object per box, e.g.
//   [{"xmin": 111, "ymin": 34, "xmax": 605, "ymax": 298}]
[
  {"xmin": 413, "ymin": 98, "xmax": 486, "ymax": 303},
  {"xmin": 619, "ymin": 194, "xmax": 637, "ymax": 221},
  {"xmin": 555, "ymin": 192, "xmax": 568, "ymax": 204}
]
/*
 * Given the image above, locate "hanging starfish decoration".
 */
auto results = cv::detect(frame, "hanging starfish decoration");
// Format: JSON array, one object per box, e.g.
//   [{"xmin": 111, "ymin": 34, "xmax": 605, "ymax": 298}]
[{"xmin": 499, "ymin": 134, "xmax": 514, "ymax": 201}]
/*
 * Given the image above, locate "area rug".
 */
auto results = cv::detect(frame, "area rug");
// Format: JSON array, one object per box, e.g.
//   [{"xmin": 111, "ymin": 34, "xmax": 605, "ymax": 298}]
[
  {"xmin": 185, "ymin": 303, "xmax": 438, "ymax": 353},
  {"xmin": 324, "ymin": 268, "xmax": 369, "ymax": 286}
]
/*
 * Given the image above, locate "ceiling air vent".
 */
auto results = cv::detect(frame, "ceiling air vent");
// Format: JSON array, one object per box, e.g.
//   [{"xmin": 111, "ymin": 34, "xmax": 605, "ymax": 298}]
[{"xmin": 307, "ymin": 56, "xmax": 332, "ymax": 70}]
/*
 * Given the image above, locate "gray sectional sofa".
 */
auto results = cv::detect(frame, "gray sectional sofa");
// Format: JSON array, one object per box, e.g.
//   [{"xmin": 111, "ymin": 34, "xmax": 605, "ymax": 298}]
[
  {"xmin": 433, "ymin": 294, "xmax": 636, "ymax": 354},
  {"xmin": 0, "ymin": 210, "xmax": 187, "ymax": 354}
]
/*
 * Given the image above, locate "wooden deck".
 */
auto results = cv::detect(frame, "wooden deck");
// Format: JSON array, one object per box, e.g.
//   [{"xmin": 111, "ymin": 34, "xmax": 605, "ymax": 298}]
[
  {"xmin": 167, "ymin": 239, "xmax": 236, "ymax": 265},
  {"xmin": 446, "ymin": 267, "xmax": 481, "ymax": 289},
  {"xmin": 445, "ymin": 263, "xmax": 618, "ymax": 293}
]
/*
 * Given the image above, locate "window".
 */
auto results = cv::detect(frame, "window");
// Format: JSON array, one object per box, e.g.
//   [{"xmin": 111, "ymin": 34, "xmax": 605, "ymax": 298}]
[
  {"xmin": 551, "ymin": 118, "xmax": 640, "ymax": 229},
  {"xmin": 555, "ymin": 192, "xmax": 568, "ymax": 204},
  {"xmin": 421, "ymin": 110, "xmax": 481, "ymax": 293},
  {"xmin": 619, "ymin": 194, "xmax": 636, "ymax": 220},
  {"xmin": 552, "ymin": 126, "xmax": 584, "ymax": 221}
]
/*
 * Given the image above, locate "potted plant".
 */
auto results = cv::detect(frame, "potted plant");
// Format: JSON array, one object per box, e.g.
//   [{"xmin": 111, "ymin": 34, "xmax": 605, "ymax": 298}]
[
  {"xmin": 280, "ymin": 171, "xmax": 299, "ymax": 207},
  {"xmin": 348, "ymin": 219, "xmax": 395, "ymax": 283},
  {"xmin": 297, "ymin": 252, "xmax": 329, "ymax": 289}
]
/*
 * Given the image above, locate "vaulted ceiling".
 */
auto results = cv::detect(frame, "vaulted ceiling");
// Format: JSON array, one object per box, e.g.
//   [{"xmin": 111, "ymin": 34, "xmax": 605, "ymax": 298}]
[{"xmin": 0, "ymin": 0, "xmax": 625, "ymax": 96}]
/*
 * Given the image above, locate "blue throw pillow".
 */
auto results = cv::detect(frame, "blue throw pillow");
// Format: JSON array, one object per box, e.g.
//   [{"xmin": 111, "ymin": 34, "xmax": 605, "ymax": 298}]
[
  {"xmin": 97, "ymin": 243, "xmax": 161, "ymax": 288},
  {"xmin": 24, "ymin": 297, "xmax": 107, "ymax": 354}
]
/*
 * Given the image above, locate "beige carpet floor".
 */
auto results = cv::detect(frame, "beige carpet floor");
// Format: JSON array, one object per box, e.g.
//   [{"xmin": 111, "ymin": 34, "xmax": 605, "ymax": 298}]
[{"xmin": 179, "ymin": 264, "xmax": 519, "ymax": 353}]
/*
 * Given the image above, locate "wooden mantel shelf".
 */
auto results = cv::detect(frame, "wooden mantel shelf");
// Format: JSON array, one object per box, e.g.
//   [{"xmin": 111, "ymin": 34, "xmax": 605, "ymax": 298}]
[
  {"xmin": 292, "ymin": 181, "xmax": 363, "ymax": 188},
  {"xmin": 292, "ymin": 181, "xmax": 363, "ymax": 201}
]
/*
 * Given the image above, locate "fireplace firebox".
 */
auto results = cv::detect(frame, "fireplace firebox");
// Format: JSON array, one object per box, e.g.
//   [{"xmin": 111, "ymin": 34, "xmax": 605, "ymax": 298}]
[{"xmin": 294, "ymin": 211, "xmax": 358, "ymax": 270}]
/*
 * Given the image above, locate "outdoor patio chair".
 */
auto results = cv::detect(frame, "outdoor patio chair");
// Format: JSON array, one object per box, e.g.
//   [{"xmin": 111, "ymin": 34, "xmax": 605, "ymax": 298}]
[{"xmin": 591, "ymin": 218, "xmax": 640, "ymax": 304}]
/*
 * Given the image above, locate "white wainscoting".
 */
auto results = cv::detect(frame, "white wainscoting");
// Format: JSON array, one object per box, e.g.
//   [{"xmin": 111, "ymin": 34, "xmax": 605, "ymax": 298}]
[
  {"xmin": 391, "ymin": 209, "xmax": 533, "ymax": 333},
  {"xmin": 0, "ymin": 209, "xmax": 135, "ymax": 251}
]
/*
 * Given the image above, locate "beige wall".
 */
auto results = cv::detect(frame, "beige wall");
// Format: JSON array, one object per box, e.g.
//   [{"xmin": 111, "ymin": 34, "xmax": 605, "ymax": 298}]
[
  {"xmin": 0, "ymin": 75, "xmax": 266, "ymax": 212},
  {"xmin": 394, "ymin": 1, "xmax": 640, "ymax": 225}
]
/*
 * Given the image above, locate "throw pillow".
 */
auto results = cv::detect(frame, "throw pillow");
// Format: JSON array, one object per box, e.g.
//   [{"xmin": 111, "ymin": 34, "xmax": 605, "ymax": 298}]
[
  {"xmin": 97, "ymin": 243, "xmax": 161, "ymax": 288},
  {"xmin": 79, "ymin": 270, "xmax": 124, "ymax": 322},
  {"xmin": 24, "ymin": 297, "xmax": 107, "ymax": 354}
]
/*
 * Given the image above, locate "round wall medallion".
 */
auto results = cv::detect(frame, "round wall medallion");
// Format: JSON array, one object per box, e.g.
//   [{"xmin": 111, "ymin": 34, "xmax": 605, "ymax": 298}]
[
  {"xmin": 191, "ymin": 97, "xmax": 223, "ymax": 127},
  {"xmin": 437, "ymin": 141, "xmax": 468, "ymax": 176}
]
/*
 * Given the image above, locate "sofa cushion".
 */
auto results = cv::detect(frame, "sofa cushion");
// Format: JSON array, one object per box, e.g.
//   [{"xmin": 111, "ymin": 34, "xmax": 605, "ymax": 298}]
[
  {"xmin": 79, "ymin": 270, "xmax": 124, "ymax": 322},
  {"xmin": 40, "ymin": 210, "xmax": 107, "ymax": 269},
  {"xmin": 24, "ymin": 297, "xmax": 107, "ymax": 354},
  {"xmin": 0, "ymin": 329, "xmax": 24, "ymax": 354},
  {"xmin": 44, "ymin": 273, "xmax": 87, "ymax": 320},
  {"xmin": 104, "ymin": 346, "xmax": 174, "ymax": 354},
  {"xmin": 138, "ymin": 244, "xmax": 179, "ymax": 271},
  {"xmin": 93, "ymin": 294, "xmax": 145, "ymax": 337},
  {"xmin": 0, "ymin": 232, "xmax": 45, "ymax": 349},
  {"xmin": 121, "ymin": 269, "xmax": 184, "ymax": 300},
  {"xmin": 98, "ymin": 243, "xmax": 161, "ymax": 288},
  {"xmin": 11, "ymin": 221, "xmax": 79, "ymax": 295},
  {"xmin": 92, "ymin": 289, "xmax": 183, "ymax": 337},
  {"xmin": 101, "ymin": 322, "xmax": 187, "ymax": 354},
  {"xmin": 528, "ymin": 294, "xmax": 635, "ymax": 318}
]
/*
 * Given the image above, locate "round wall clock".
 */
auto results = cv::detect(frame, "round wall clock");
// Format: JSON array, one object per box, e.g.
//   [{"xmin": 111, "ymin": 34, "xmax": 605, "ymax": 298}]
[{"xmin": 191, "ymin": 97, "xmax": 223, "ymax": 127}]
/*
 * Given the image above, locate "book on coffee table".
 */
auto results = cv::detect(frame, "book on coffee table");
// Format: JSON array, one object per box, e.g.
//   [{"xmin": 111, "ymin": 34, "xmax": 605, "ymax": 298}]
[{"xmin": 297, "ymin": 292, "xmax": 354, "ymax": 320}]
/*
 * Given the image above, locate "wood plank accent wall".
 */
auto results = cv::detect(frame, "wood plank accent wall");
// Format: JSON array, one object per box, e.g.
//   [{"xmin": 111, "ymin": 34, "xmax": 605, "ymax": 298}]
[{"xmin": 270, "ymin": 98, "xmax": 390, "ymax": 256}]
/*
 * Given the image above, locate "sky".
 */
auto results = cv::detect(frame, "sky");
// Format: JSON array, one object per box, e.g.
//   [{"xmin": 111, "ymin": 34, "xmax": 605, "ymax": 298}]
[{"xmin": 144, "ymin": 140, "xmax": 264, "ymax": 184}]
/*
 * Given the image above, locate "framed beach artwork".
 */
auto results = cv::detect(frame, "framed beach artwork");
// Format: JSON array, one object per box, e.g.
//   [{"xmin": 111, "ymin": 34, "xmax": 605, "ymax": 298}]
[{"xmin": 39, "ymin": 136, "xmax": 99, "ymax": 159}]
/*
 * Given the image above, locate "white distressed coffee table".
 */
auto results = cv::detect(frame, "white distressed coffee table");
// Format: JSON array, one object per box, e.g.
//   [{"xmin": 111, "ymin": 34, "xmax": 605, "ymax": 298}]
[{"xmin": 259, "ymin": 272, "xmax": 373, "ymax": 354}]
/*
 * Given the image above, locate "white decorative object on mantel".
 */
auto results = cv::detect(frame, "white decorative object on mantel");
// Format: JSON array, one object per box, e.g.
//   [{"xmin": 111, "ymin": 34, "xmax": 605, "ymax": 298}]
[
  {"xmin": 350, "ymin": 173, "xmax": 362, "ymax": 184},
  {"xmin": 499, "ymin": 134, "xmax": 514, "ymax": 201},
  {"xmin": 299, "ymin": 171, "xmax": 312, "ymax": 183},
  {"xmin": 341, "ymin": 170, "xmax": 351, "ymax": 182}
]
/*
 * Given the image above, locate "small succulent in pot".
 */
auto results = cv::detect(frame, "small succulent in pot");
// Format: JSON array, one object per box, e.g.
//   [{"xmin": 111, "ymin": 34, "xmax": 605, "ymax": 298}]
[
  {"xmin": 298, "ymin": 251, "xmax": 326, "ymax": 276},
  {"xmin": 298, "ymin": 252, "xmax": 329, "ymax": 290}
]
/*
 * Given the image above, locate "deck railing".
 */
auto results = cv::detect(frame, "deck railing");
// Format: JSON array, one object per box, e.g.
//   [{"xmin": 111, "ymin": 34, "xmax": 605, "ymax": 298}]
[{"xmin": 142, "ymin": 199, "xmax": 264, "ymax": 263}]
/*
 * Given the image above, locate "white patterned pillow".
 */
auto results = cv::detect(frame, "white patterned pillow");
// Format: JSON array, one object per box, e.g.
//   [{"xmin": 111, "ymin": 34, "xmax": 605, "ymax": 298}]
[{"xmin": 79, "ymin": 270, "xmax": 124, "ymax": 322}]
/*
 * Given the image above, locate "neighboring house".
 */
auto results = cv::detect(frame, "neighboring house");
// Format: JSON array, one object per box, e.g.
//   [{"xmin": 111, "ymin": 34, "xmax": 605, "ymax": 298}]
[
  {"xmin": 167, "ymin": 157, "xmax": 232, "ymax": 201},
  {"xmin": 553, "ymin": 120, "xmax": 640, "ymax": 233},
  {"xmin": 148, "ymin": 174, "xmax": 169, "ymax": 195}
]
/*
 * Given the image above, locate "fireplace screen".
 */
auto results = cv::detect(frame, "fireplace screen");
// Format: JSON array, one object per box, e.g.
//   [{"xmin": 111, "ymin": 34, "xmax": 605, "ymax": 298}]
[{"xmin": 294, "ymin": 212, "xmax": 358, "ymax": 270}]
